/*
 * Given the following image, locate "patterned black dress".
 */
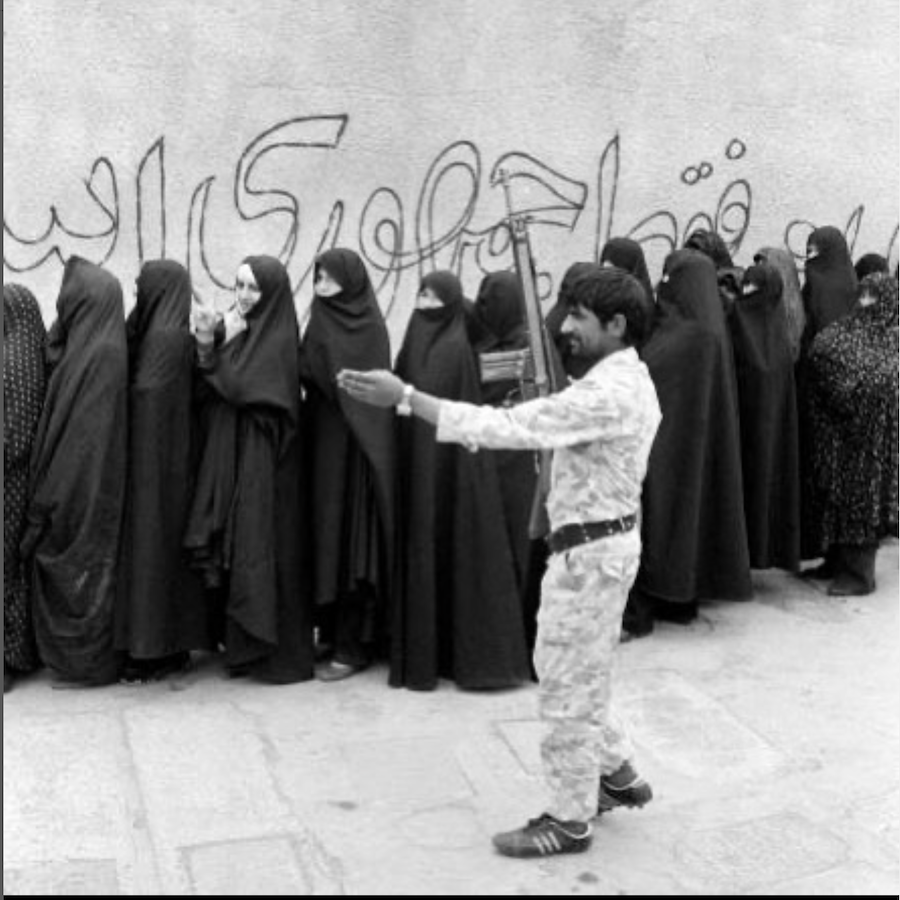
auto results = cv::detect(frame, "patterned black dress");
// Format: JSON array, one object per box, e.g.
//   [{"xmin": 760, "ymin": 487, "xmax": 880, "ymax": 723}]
[
  {"xmin": 803, "ymin": 273, "xmax": 899, "ymax": 554},
  {"xmin": 3, "ymin": 284, "xmax": 46, "ymax": 674}
]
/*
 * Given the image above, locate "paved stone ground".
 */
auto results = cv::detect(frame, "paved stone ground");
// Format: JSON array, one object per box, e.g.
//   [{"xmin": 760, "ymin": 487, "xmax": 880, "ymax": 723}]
[{"xmin": 4, "ymin": 543, "xmax": 899, "ymax": 895}]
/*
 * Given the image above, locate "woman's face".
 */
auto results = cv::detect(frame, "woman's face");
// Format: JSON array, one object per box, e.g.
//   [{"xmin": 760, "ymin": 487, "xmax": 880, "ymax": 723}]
[
  {"xmin": 859, "ymin": 288, "xmax": 877, "ymax": 308},
  {"xmin": 234, "ymin": 264, "xmax": 262, "ymax": 316},
  {"xmin": 416, "ymin": 285, "xmax": 444, "ymax": 310},
  {"xmin": 315, "ymin": 268, "xmax": 342, "ymax": 298}
]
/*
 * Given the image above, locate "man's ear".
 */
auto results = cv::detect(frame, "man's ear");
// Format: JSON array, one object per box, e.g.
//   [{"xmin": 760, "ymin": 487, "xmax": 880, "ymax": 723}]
[{"xmin": 608, "ymin": 312, "xmax": 627, "ymax": 338}]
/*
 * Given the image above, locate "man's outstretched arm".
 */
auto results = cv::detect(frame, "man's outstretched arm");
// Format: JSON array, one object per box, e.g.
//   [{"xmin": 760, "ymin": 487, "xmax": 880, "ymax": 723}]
[
  {"xmin": 338, "ymin": 368, "xmax": 443, "ymax": 425},
  {"xmin": 337, "ymin": 367, "xmax": 623, "ymax": 452}
]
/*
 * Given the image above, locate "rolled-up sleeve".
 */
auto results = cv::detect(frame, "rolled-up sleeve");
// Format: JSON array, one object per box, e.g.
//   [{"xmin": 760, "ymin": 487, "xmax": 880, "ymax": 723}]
[{"xmin": 436, "ymin": 382, "xmax": 624, "ymax": 451}]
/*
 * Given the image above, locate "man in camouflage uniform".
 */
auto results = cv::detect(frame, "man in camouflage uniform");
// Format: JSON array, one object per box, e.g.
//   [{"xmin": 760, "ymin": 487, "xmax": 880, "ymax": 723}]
[{"xmin": 338, "ymin": 267, "xmax": 661, "ymax": 858}]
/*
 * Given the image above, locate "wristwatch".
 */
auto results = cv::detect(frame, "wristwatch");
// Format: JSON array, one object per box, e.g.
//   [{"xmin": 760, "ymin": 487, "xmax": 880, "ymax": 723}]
[{"xmin": 396, "ymin": 383, "xmax": 416, "ymax": 416}]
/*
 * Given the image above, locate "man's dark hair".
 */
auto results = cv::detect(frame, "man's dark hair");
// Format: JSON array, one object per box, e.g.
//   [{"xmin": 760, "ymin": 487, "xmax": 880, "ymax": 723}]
[{"xmin": 565, "ymin": 268, "xmax": 647, "ymax": 346}]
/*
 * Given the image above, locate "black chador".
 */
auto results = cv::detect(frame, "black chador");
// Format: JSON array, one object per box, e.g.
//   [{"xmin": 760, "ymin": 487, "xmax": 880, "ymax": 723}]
[
  {"xmin": 627, "ymin": 250, "xmax": 751, "ymax": 634},
  {"xmin": 728, "ymin": 263, "xmax": 801, "ymax": 571},
  {"xmin": 392, "ymin": 270, "xmax": 531, "ymax": 690},
  {"xmin": 184, "ymin": 255, "xmax": 313, "ymax": 684},
  {"xmin": 23, "ymin": 257, "xmax": 128, "ymax": 685},
  {"xmin": 299, "ymin": 249, "xmax": 396, "ymax": 672},
  {"xmin": 115, "ymin": 261, "xmax": 215, "ymax": 679}
]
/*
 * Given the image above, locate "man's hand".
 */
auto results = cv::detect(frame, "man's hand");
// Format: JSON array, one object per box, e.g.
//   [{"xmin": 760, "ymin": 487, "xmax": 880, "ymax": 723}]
[{"xmin": 337, "ymin": 369, "xmax": 405, "ymax": 407}]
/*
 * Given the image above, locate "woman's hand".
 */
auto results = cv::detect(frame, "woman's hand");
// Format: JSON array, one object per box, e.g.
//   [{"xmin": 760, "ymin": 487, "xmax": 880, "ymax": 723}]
[
  {"xmin": 337, "ymin": 369, "xmax": 405, "ymax": 407},
  {"xmin": 192, "ymin": 304, "xmax": 219, "ymax": 344}
]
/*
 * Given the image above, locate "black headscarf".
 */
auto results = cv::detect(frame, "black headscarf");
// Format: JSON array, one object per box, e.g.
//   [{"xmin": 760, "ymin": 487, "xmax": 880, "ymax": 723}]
[
  {"xmin": 729, "ymin": 263, "xmax": 801, "ymax": 570},
  {"xmin": 303, "ymin": 249, "xmax": 391, "ymax": 401},
  {"xmin": 684, "ymin": 228, "xmax": 743, "ymax": 316},
  {"xmin": 660, "ymin": 247, "xmax": 729, "ymax": 337},
  {"xmin": 185, "ymin": 255, "xmax": 313, "ymax": 683},
  {"xmin": 854, "ymin": 252, "xmax": 888, "ymax": 282},
  {"xmin": 116, "ymin": 260, "xmax": 213, "ymax": 660},
  {"xmin": 4, "ymin": 284, "xmax": 46, "ymax": 674},
  {"xmin": 301, "ymin": 248, "xmax": 395, "ymax": 532},
  {"xmin": 391, "ymin": 278, "xmax": 530, "ymax": 690},
  {"xmin": 753, "ymin": 246, "xmax": 805, "ymax": 361},
  {"xmin": 685, "ymin": 229, "xmax": 735, "ymax": 269},
  {"xmin": 467, "ymin": 271, "xmax": 529, "ymax": 406},
  {"xmin": 203, "ymin": 255, "xmax": 300, "ymax": 432},
  {"xmin": 471, "ymin": 271, "xmax": 527, "ymax": 353},
  {"xmin": 600, "ymin": 237, "xmax": 655, "ymax": 321},
  {"xmin": 636, "ymin": 249, "xmax": 751, "ymax": 605},
  {"xmin": 803, "ymin": 273, "xmax": 899, "ymax": 554},
  {"xmin": 398, "ymin": 270, "xmax": 469, "ymax": 373},
  {"xmin": 801, "ymin": 225, "xmax": 858, "ymax": 347},
  {"xmin": 23, "ymin": 256, "xmax": 127, "ymax": 684}
]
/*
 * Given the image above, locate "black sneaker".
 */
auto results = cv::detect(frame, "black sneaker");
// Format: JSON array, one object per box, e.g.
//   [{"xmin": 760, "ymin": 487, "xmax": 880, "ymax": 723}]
[
  {"xmin": 597, "ymin": 774, "xmax": 653, "ymax": 815},
  {"xmin": 492, "ymin": 813, "xmax": 592, "ymax": 858}
]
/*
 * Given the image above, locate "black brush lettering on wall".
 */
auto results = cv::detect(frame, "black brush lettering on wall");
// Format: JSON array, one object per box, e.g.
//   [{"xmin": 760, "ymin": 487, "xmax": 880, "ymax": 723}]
[{"xmin": 4, "ymin": 119, "xmax": 896, "ymax": 319}]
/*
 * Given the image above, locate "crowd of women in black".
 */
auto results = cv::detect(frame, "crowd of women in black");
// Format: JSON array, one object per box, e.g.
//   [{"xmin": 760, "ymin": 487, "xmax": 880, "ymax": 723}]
[{"xmin": 4, "ymin": 227, "xmax": 898, "ymax": 693}]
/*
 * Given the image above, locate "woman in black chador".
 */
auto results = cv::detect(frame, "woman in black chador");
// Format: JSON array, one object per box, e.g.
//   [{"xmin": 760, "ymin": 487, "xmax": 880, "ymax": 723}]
[
  {"xmin": 391, "ymin": 270, "xmax": 531, "ymax": 690},
  {"xmin": 801, "ymin": 273, "xmax": 898, "ymax": 594},
  {"xmin": 4, "ymin": 284, "xmax": 47, "ymax": 692},
  {"xmin": 115, "ymin": 260, "xmax": 215, "ymax": 683},
  {"xmin": 728, "ymin": 262, "xmax": 801, "ymax": 572},
  {"xmin": 187, "ymin": 255, "xmax": 313, "ymax": 684},
  {"xmin": 800, "ymin": 226, "xmax": 858, "ymax": 353},
  {"xmin": 22, "ymin": 257, "xmax": 128, "ymax": 685},
  {"xmin": 299, "ymin": 248, "xmax": 396, "ymax": 681},
  {"xmin": 470, "ymin": 271, "xmax": 537, "ymax": 597},
  {"xmin": 625, "ymin": 249, "xmax": 751, "ymax": 638}
]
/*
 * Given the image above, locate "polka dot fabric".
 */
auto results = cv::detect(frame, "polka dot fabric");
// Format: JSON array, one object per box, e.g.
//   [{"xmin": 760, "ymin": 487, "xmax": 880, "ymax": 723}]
[
  {"xmin": 3, "ymin": 283, "xmax": 46, "ymax": 672},
  {"xmin": 804, "ymin": 273, "xmax": 900, "ymax": 550}
]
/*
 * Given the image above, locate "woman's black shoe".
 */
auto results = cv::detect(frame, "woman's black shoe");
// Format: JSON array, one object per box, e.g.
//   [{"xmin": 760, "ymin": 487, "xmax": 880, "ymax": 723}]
[{"xmin": 120, "ymin": 652, "xmax": 191, "ymax": 684}]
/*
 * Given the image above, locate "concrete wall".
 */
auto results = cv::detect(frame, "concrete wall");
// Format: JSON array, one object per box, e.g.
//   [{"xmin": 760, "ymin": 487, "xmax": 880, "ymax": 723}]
[{"xmin": 4, "ymin": 0, "xmax": 898, "ymax": 346}]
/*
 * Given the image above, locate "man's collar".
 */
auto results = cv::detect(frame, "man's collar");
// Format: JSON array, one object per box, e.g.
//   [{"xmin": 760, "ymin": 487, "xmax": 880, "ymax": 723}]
[{"xmin": 579, "ymin": 346, "xmax": 637, "ymax": 381}]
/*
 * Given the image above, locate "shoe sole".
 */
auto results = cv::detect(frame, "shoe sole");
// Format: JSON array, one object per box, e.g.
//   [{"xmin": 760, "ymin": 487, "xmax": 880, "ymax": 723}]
[{"xmin": 493, "ymin": 837, "xmax": 592, "ymax": 858}]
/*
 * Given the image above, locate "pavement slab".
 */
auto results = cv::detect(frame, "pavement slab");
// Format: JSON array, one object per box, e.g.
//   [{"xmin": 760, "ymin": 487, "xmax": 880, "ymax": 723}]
[{"xmin": 4, "ymin": 543, "xmax": 898, "ymax": 894}]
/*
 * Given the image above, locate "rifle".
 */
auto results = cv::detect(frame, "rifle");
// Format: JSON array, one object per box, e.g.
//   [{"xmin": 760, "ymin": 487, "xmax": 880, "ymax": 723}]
[{"xmin": 489, "ymin": 167, "xmax": 561, "ymax": 539}]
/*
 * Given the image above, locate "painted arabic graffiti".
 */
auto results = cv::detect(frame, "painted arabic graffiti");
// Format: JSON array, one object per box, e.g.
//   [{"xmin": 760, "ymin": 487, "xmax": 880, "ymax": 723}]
[
  {"xmin": 4, "ymin": 114, "xmax": 897, "ymax": 324},
  {"xmin": 4, "ymin": 156, "xmax": 121, "ymax": 272}
]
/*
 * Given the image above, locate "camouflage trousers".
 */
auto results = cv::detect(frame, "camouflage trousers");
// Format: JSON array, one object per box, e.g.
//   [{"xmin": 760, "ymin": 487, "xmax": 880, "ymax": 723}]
[{"xmin": 535, "ymin": 537, "xmax": 640, "ymax": 823}]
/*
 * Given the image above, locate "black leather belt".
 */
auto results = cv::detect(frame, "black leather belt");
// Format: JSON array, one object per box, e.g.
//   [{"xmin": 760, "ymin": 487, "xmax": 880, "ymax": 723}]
[{"xmin": 546, "ymin": 514, "xmax": 637, "ymax": 555}]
